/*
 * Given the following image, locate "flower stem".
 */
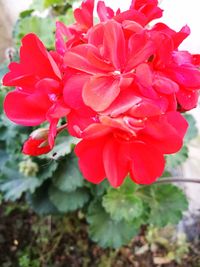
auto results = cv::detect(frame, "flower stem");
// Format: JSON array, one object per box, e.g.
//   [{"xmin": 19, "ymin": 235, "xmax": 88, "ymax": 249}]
[{"xmin": 154, "ymin": 177, "xmax": 200, "ymax": 185}]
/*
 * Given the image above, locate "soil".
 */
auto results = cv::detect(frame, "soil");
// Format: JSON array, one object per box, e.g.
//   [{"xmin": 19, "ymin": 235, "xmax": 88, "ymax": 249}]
[{"xmin": 1, "ymin": 202, "xmax": 200, "ymax": 267}]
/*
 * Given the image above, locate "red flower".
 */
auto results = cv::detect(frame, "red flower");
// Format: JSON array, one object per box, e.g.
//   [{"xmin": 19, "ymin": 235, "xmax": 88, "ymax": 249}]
[
  {"xmin": 3, "ymin": 34, "xmax": 70, "ymax": 151},
  {"xmin": 64, "ymin": 20, "xmax": 155, "ymax": 112},
  {"xmin": 75, "ymin": 107, "xmax": 188, "ymax": 187},
  {"xmin": 2, "ymin": 0, "xmax": 200, "ymax": 187}
]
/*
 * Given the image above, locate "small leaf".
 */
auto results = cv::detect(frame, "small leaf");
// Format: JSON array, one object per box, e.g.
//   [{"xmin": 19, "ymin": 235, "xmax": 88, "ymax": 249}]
[
  {"xmin": 47, "ymin": 135, "xmax": 78, "ymax": 160},
  {"xmin": 103, "ymin": 180, "xmax": 143, "ymax": 222},
  {"xmin": 49, "ymin": 185, "xmax": 89, "ymax": 213},
  {"xmin": 148, "ymin": 184, "xmax": 188, "ymax": 227},
  {"xmin": 166, "ymin": 145, "xmax": 188, "ymax": 169},
  {"xmin": 87, "ymin": 202, "xmax": 139, "ymax": 248},
  {"xmin": 27, "ymin": 181, "xmax": 58, "ymax": 215},
  {"xmin": 13, "ymin": 16, "xmax": 55, "ymax": 49},
  {"xmin": 0, "ymin": 165, "xmax": 41, "ymax": 201},
  {"xmin": 88, "ymin": 180, "xmax": 110, "ymax": 197},
  {"xmin": 53, "ymin": 155, "xmax": 84, "ymax": 192},
  {"xmin": 36, "ymin": 159, "xmax": 58, "ymax": 181}
]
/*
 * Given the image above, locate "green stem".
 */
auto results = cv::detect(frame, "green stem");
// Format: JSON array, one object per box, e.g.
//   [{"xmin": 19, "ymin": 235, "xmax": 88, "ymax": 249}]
[{"xmin": 154, "ymin": 177, "xmax": 200, "ymax": 185}]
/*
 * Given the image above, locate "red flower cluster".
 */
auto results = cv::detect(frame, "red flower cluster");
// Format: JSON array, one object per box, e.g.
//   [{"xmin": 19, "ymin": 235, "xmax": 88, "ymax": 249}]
[{"xmin": 3, "ymin": 0, "xmax": 200, "ymax": 187}]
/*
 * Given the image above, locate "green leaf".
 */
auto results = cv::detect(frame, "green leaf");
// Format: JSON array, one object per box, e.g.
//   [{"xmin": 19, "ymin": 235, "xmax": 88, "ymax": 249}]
[
  {"xmin": 36, "ymin": 159, "xmax": 58, "ymax": 181},
  {"xmin": 46, "ymin": 135, "xmax": 78, "ymax": 160},
  {"xmin": 19, "ymin": 9, "xmax": 34, "ymax": 18},
  {"xmin": 13, "ymin": 16, "xmax": 55, "ymax": 49},
  {"xmin": 49, "ymin": 185, "xmax": 89, "ymax": 213},
  {"xmin": 166, "ymin": 145, "xmax": 188, "ymax": 169},
  {"xmin": 88, "ymin": 180, "xmax": 110, "ymax": 197},
  {"xmin": 184, "ymin": 114, "xmax": 198, "ymax": 142},
  {"xmin": 148, "ymin": 184, "xmax": 188, "ymax": 227},
  {"xmin": 44, "ymin": 0, "xmax": 64, "ymax": 7},
  {"xmin": 27, "ymin": 181, "xmax": 58, "ymax": 215},
  {"xmin": 53, "ymin": 155, "xmax": 84, "ymax": 192},
  {"xmin": 87, "ymin": 202, "xmax": 139, "ymax": 248},
  {"xmin": 0, "ymin": 165, "xmax": 41, "ymax": 201},
  {"xmin": 102, "ymin": 179, "xmax": 143, "ymax": 222},
  {"xmin": 0, "ymin": 149, "xmax": 9, "ymax": 170}
]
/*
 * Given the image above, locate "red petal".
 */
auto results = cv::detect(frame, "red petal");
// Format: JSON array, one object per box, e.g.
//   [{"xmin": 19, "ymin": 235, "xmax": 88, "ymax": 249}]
[
  {"xmin": 83, "ymin": 76, "xmax": 120, "ymax": 112},
  {"xmin": 64, "ymin": 44, "xmax": 113, "ymax": 74},
  {"xmin": 126, "ymin": 32, "xmax": 155, "ymax": 71},
  {"xmin": 153, "ymin": 76, "xmax": 179, "ymax": 94},
  {"xmin": 102, "ymin": 88, "xmax": 141, "ymax": 117},
  {"xmin": 75, "ymin": 138, "xmax": 106, "ymax": 184},
  {"xmin": 23, "ymin": 137, "xmax": 51, "ymax": 156},
  {"xmin": 103, "ymin": 20, "xmax": 126, "ymax": 70},
  {"xmin": 3, "ymin": 34, "xmax": 60, "ymax": 87},
  {"xmin": 129, "ymin": 141, "xmax": 165, "ymax": 184},
  {"xmin": 4, "ymin": 90, "xmax": 51, "ymax": 126},
  {"xmin": 97, "ymin": 1, "xmax": 114, "ymax": 22},
  {"xmin": 103, "ymin": 138, "xmax": 129, "ymax": 187},
  {"xmin": 74, "ymin": 0, "xmax": 94, "ymax": 30}
]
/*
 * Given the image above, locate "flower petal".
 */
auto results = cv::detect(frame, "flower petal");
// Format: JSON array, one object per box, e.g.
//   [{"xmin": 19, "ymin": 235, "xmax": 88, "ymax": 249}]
[
  {"xmin": 83, "ymin": 76, "xmax": 120, "ymax": 112},
  {"xmin": 75, "ymin": 138, "xmax": 106, "ymax": 184},
  {"xmin": 129, "ymin": 141, "xmax": 165, "ymax": 184}
]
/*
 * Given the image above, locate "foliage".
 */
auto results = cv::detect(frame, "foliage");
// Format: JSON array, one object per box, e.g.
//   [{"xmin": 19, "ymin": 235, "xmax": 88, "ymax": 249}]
[{"xmin": 0, "ymin": 0, "xmax": 198, "ymax": 250}]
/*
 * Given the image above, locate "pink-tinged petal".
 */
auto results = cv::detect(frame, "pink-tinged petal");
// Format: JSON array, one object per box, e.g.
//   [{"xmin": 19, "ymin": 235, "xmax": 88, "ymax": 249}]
[
  {"xmin": 153, "ymin": 76, "xmax": 179, "ymax": 94},
  {"xmin": 152, "ymin": 23, "xmax": 190, "ymax": 48},
  {"xmin": 103, "ymin": 20, "xmax": 126, "ymax": 70},
  {"xmin": 136, "ymin": 63, "xmax": 153, "ymax": 88},
  {"xmin": 129, "ymin": 141, "xmax": 165, "ymax": 184},
  {"xmin": 75, "ymin": 138, "xmax": 106, "ymax": 184},
  {"xmin": 126, "ymin": 32, "xmax": 155, "ymax": 71},
  {"xmin": 137, "ymin": 84, "xmax": 158, "ymax": 99},
  {"xmin": 88, "ymin": 23, "xmax": 104, "ymax": 47},
  {"xmin": 103, "ymin": 138, "xmax": 129, "ymax": 187},
  {"xmin": 152, "ymin": 32, "xmax": 174, "ymax": 68},
  {"xmin": 122, "ymin": 20, "xmax": 143, "ymax": 33},
  {"xmin": 4, "ymin": 90, "xmax": 51, "ymax": 126},
  {"xmin": 168, "ymin": 65, "xmax": 200, "ymax": 88},
  {"xmin": 64, "ymin": 44, "xmax": 113, "ymax": 74},
  {"xmin": 115, "ymin": 10, "xmax": 147, "ymax": 27},
  {"xmin": 172, "ymin": 51, "xmax": 192, "ymax": 65},
  {"xmin": 97, "ymin": 1, "xmax": 114, "ymax": 22},
  {"xmin": 83, "ymin": 76, "xmax": 120, "ymax": 112},
  {"xmin": 55, "ymin": 21, "xmax": 69, "ymax": 56},
  {"xmin": 176, "ymin": 88, "xmax": 199, "ymax": 111},
  {"xmin": 130, "ymin": 0, "xmax": 163, "ymax": 23},
  {"xmin": 73, "ymin": 0, "xmax": 94, "ymax": 30},
  {"xmin": 102, "ymin": 88, "xmax": 141, "ymax": 117}
]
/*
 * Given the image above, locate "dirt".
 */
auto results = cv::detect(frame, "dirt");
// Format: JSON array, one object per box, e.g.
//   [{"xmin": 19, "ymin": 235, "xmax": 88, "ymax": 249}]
[{"xmin": 1, "ymin": 202, "xmax": 200, "ymax": 267}]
